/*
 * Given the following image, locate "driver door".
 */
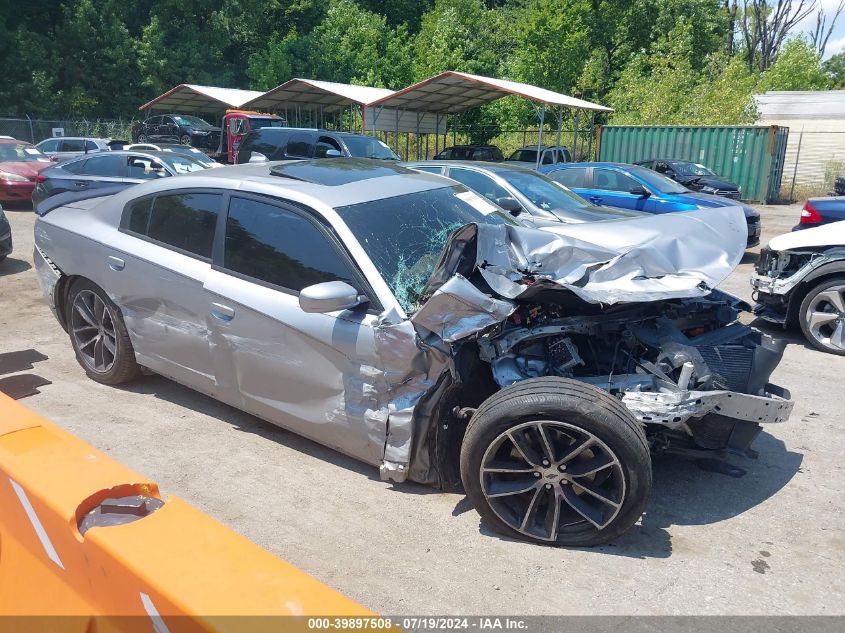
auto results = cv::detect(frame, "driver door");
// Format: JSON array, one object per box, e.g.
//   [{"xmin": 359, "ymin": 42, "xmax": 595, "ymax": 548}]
[
  {"xmin": 587, "ymin": 168, "xmax": 653, "ymax": 211},
  {"xmin": 204, "ymin": 194, "xmax": 386, "ymax": 466}
]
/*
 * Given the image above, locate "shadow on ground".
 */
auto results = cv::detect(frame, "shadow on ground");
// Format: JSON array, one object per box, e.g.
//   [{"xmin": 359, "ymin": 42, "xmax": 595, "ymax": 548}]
[{"xmin": 0, "ymin": 257, "xmax": 32, "ymax": 277}]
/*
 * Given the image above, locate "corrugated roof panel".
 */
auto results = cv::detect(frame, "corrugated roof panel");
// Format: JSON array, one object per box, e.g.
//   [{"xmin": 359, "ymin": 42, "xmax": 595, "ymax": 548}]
[{"xmin": 756, "ymin": 90, "xmax": 845, "ymax": 120}]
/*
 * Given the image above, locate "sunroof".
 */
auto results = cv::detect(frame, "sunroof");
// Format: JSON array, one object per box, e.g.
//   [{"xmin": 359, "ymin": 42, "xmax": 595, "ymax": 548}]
[{"xmin": 270, "ymin": 158, "xmax": 410, "ymax": 186}]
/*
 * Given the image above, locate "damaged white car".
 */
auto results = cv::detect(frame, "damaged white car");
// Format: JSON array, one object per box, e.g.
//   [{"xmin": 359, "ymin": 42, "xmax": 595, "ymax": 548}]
[
  {"xmin": 752, "ymin": 221, "xmax": 845, "ymax": 355},
  {"xmin": 34, "ymin": 159, "xmax": 794, "ymax": 546}
]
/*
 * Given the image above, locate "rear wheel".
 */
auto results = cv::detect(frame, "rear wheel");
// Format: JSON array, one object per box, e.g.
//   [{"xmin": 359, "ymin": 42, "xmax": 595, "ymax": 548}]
[
  {"xmin": 67, "ymin": 279, "xmax": 140, "ymax": 384},
  {"xmin": 137, "ymin": 133, "xmax": 148, "ymax": 143},
  {"xmin": 461, "ymin": 377, "xmax": 651, "ymax": 546},
  {"xmin": 180, "ymin": 134, "xmax": 192, "ymax": 145},
  {"xmin": 798, "ymin": 278, "xmax": 845, "ymax": 355}
]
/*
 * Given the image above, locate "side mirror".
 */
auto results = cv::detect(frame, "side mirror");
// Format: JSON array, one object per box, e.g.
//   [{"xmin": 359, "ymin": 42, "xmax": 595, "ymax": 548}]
[
  {"xmin": 629, "ymin": 185, "xmax": 650, "ymax": 197},
  {"xmin": 248, "ymin": 152, "xmax": 268, "ymax": 164},
  {"xmin": 299, "ymin": 281, "xmax": 366, "ymax": 313},
  {"xmin": 324, "ymin": 149, "xmax": 342, "ymax": 158},
  {"xmin": 50, "ymin": 156, "xmax": 59, "ymax": 162},
  {"xmin": 496, "ymin": 196, "xmax": 523, "ymax": 215}
]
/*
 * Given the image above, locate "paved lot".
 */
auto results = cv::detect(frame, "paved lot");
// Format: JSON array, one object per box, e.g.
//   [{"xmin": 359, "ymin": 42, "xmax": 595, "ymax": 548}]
[{"xmin": 1, "ymin": 201, "xmax": 843, "ymax": 616}]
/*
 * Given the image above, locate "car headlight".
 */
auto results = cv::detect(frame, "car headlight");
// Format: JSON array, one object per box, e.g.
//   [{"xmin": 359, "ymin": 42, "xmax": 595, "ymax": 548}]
[
  {"xmin": 700, "ymin": 185, "xmax": 717, "ymax": 193},
  {"xmin": 191, "ymin": 130, "xmax": 209, "ymax": 135},
  {"xmin": 0, "ymin": 170, "xmax": 29, "ymax": 182}
]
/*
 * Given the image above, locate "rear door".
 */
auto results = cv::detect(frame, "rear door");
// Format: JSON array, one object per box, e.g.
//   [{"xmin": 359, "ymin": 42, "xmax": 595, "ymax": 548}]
[
  {"xmin": 114, "ymin": 191, "xmax": 223, "ymax": 393},
  {"xmin": 73, "ymin": 154, "xmax": 127, "ymax": 193},
  {"xmin": 285, "ymin": 132, "xmax": 315, "ymax": 159},
  {"xmin": 203, "ymin": 194, "xmax": 386, "ymax": 465}
]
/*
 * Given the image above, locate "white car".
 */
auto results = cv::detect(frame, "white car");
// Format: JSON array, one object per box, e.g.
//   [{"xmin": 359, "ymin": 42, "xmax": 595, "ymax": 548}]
[{"xmin": 751, "ymin": 221, "xmax": 845, "ymax": 355}]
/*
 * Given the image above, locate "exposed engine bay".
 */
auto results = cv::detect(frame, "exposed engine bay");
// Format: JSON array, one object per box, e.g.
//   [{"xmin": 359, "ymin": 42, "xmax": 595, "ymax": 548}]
[{"xmin": 471, "ymin": 290, "xmax": 792, "ymax": 459}]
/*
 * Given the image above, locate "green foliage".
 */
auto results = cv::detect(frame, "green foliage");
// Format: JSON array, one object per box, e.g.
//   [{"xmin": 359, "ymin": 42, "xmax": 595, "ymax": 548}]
[{"xmin": 0, "ymin": 0, "xmax": 837, "ymax": 127}]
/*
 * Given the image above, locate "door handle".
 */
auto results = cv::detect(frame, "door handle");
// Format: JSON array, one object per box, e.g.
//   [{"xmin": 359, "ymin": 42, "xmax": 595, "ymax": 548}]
[
  {"xmin": 211, "ymin": 302, "xmax": 235, "ymax": 321},
  {"xmin": 589, "ymin": 196, "xmax": 602, "ymax": 204},
  {"xmin": 107, "ymin": 256, "xmax": 125, "ymax": 271},
  {"xmin": 74, "ymin": 181, "xmax": 89, "ymax": 188}
]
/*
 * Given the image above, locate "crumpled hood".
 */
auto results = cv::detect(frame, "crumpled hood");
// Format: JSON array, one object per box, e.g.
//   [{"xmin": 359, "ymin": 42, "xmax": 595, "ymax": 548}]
[{"xmin": 411, "ymin": 206, "xmax": 747, "ymax": 342}]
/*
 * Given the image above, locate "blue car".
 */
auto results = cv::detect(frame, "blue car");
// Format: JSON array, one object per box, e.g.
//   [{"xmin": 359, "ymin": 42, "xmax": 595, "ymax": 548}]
[
  {"xmin": 794, "ymin": 197, "xmax": 845, "ymax": 231},
  {"xmin": 542, "ymin": 162, "xmax": 761, "ymax": 247}
]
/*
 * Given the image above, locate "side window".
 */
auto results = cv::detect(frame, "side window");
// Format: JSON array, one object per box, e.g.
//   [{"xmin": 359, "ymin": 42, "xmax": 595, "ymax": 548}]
[
  {"xmin": 39, "ymin": 139, "xmax": 60, "ymax": 152},
  {"xmin": 144, "ymin": 193, "xmax": 221, "ymax": 258},
  {"xmin": 127, "ymin": 156, "xmax": 167, "ymax": 179},
  {"xmin": 84, "ymin": 140, "xmax": 99, "ymax": 151},
  {"xmin": 412, "ymin": 166, "xmax": 444, "ymax": 175},
  {"xmin": 60, "ymin": 139, "xmax": 85, "ymax": 152},
  {"xmin": 491, "ymin": 147, "xmax": 504, "ymax": 161},
  {"xmin": 558, "ymin": 148, "xmax": 572, "ymax": 163},
  {"xmin": 123, "ymin": 197, "xmax": 154, "ymax": 234},
  {"xmin": 229, "ymin": 118, "xmax": 247, "ymax": 135},
  {"xmin": 448, "ymin": 168, "xmax": 510, "ymax": 202},
  {"xmin": 593, "ymin": 168, "xmax": 639, "ymax": 193},
  {"xmin": 474, "ymin": 149, "xmax": 492, "ymax": 161},
  {"xmin": 82, "ymin": 154, "xmax": 124, "ymax": 177},
  {"xmin": 224, "ymin": 197, "xmax": 356, "ymax": 293},
  {"xmin": 548, "ymin": 167, "xmax": 588, "ymax": 188},
  {"xmin": 315, "ymin": 136, "xmax": 343, "ymax": 158},
  {"xmin": 286, "ymin": 133, "xmax": 314, "ymax": 158},
  {"xmin": 161, "ymin": 116, "xmax": 175, "ymax": 126},
  {"xmin": 146, "ymin": 116, "xmax": 161, "ymax": 126},
  {"xmin": 541, "ymin": 150, "xmax": 554, "ymax": 165}
]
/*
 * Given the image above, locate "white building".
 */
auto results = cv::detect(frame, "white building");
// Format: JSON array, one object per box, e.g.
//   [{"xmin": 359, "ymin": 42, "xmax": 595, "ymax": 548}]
[{"xmin": 755, "ymin": 90, "xmax": 845, "ymax": 194}]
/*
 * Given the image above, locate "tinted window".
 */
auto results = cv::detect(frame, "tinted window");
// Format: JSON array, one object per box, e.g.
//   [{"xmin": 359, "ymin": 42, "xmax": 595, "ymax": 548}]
[
  {"xmin": 508, "ymin": 149, "xmax": 537, "ymax": 163},
  {"xmin": 84, "ymin": 140, "xmax": 99, "ymax": 151},
  {"xmin": 161, "ymin": 116, "xmax": 175, "ymax": 126},
  {"xmin": 124, "ymin": 197, "xmax": 153, "ymax": 234},
  {"xmin": 547, "ymin": 167, "xmax": 588, "ymax": 188},
  {"xmin": 541, "ymin": 151, "xmax": 554, "ymax": 165},
  {"xmin": 240, "ymin": 130, "xmax": 287, "ymax": 162},
  {"xmin": 63, "ymin": 158, "xmax": 87, "ymax": 174},
  {"xmin": 558, "ymin": 148, "xmax": 572, "ymax": 162},
  {"xmin": 146, "ymin": 193, "xmax": 220, "ymax": 258},
  {"xmin": 448, "ymin": 168, "xmax": 509, "ymax": 203},
  {"xmin": 145, "ymin": 116, "xmax": 161, "ymax": 126},
  {"xmin": 593, "ymin": 168, "xmax": 639, "ymax": 192},
  {"xmin": 82, "ymin": 154, "xmax": 123, "ymax": 177},
  {"xmin": 286, "ymin": 133, "xmax": 314, "ymax": 158},
  {"xmin": 60, "ymin": 139, "xmax": 85, "ymax": 152},
  {"xmin": 341, "ymin": 135, "xmax": 399, "ymax": 160},
  {"xmin": 315, "ymin": 136, "xmax": 342, "ymax": 158},
  {"xmin": 224, "ymin": 197, "xmax": 355, "ymax": 292}
]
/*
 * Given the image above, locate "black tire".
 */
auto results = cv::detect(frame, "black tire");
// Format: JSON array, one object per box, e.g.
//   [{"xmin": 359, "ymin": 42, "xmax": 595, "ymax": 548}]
[
  {"xmin": 67, "ymin": 278, "xmax": 141, "ymax": 384},
  {"xmin": 179, "ymin": 134, "xmax": 192, "ymax": 145},
  {"xmin": 460, "ymin": 377, "xmax": 651, "ymax": 547},
  {"xmin": 137, "ymin": 133, "xmax": 148, "ymax": 143},
  {"xmin": 798, "ymin": 277, "xmax": 845, "ymax": 356}
]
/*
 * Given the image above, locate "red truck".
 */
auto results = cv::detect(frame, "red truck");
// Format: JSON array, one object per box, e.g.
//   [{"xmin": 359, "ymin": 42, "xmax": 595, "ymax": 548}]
[{"xmin": 217, "ymin": 110, "xmax": 286, "ymax": 164}]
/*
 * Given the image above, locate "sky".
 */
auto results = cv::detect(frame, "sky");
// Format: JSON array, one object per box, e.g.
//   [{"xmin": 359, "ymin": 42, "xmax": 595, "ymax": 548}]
[{"xmin": 794, "ymin": 0, "xmax": 845, "ymax": 58}]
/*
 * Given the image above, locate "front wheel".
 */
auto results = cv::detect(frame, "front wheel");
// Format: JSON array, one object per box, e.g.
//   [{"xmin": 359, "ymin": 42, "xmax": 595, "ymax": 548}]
[
  {"xmin": 180, "ymin": 134, "xmax": 192, "ymax": 145},
  {"xmin": 67, "ymin": 279, "xmax": 141, "ymax": 384},
  {"xmin": 460, "ymin": 377, "xmax": 651, "ymax": 546},
  {"xmin": 137, "ymin": 133, "xmax": 148, "ymax": 143},
  {"xmin": 798, "ymin": 278, "xmax": 845, "ymax": 355}
]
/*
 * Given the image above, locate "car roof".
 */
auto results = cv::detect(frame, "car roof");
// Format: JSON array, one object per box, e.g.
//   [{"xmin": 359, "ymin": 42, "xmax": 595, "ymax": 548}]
[
  {"xmin": 112, "ymin": 158, "xmax": 452, "ymax": 209},
  {"xmin": 39, "ymin": 137, "xmax": 110, "ymax": 142},
  {"xmin": 0, "ymin": 138, "xmax": 28, "ymax": 145},
  {"xmin": 512, "ymin": 145, "xmax": 568, "ymax": 150},
  {"xmin": 549, "ymin": 162, "xmax": 631, "ymax": 169},
  {"xmin": 407, "ymin": 160, "xmax": 540, "ymax": 174},
  {"xmin": 441, "ymin": 144, "xmax": 498, "ymax": 149}
]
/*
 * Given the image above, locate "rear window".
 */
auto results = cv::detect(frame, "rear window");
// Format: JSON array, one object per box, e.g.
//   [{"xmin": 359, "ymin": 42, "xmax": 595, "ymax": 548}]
[{"xmin": 547, "ymin": 167, "xmax": 587, "ymax": 188}]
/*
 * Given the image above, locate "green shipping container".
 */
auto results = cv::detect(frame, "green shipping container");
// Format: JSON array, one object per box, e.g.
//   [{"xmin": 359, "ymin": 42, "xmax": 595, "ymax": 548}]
[{"xmin": 596, "ymin": 125, "xmax": 789, "ymax": 203}]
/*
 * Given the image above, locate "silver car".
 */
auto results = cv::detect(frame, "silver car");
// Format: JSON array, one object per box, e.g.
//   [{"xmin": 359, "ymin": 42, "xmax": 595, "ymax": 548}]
[
  {"xmin": 34, "ymin": 159, "xmax": 794, "ymax": 546},
  {"xmin": 35, "ymin": 137, "xmax": 122, "ymax": 162}
]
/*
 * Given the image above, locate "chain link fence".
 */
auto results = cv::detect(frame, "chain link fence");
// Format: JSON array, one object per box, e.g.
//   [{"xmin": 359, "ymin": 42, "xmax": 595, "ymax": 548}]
[{"xmin": 0, "ymin": 117, "xmax": 136, "ymax": 145}]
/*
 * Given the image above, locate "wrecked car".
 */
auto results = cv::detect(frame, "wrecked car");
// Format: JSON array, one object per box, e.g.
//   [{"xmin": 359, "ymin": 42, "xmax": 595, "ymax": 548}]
[
  {"xmin": 34, "ymin": 159, "xmax": 794, "ymax": 546},
  {"xmin": 752, "ymin": 220, "xmax": 845, "ymax": 355}
]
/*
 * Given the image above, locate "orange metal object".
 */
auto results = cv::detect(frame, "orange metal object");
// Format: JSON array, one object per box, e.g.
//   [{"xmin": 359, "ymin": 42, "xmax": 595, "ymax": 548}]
[{"xmin": 0, "ymin": 391, "xmax": 373, "ymax": 629}]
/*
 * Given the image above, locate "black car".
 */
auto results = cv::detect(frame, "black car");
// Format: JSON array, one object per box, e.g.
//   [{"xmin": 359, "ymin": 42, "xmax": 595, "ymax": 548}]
[
  {"xmin": 433, "ymin": 144, "xmax": 504, "ymax": 161},
  {"xmin": 132, "ymin": 114, "xmax": 222, "ymax": 151},
  {"xmin": 0, "ymin": 204, "xmax": 11, "ymax": 261},
  {"xmin": 636, "ymin": 159, "xmax": 741, "ymax": 200},
  {"xmin": 236, "ymin": 128, "xmax": 399, "ymax": 164},
  {"xmin": 31, "ymin": 150, "xmax": 208, "ymax": 205}
]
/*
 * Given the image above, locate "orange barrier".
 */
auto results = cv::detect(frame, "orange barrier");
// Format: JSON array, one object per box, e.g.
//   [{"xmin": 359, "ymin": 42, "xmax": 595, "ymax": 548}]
[{"xmin": 0, "ymin": 391, "xmax": 375, "ymax": 631}]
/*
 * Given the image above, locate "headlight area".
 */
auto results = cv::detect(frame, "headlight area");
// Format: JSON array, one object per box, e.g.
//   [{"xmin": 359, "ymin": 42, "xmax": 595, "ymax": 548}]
[{"xmin": 0, "ymin": 170, "xmax": 30, "ymax": 182}]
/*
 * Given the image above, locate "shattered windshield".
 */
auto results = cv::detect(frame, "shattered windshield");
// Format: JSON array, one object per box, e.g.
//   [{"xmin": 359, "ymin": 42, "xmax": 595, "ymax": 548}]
[{"xmin": 336, "ymin": 186, "xmax": 517, "ymax": 312}]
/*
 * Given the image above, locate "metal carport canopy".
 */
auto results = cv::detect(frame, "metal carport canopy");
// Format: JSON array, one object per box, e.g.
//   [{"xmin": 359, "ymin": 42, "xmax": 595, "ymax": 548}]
[
  {"xmin": 243, "ymin": 78, "xmax": 394, "ymax": 112},
  {"xmin": 365, "ymin": 71, "xmax": 613, "ymax": 114},
  {"xmin": 138, "ymin": 84, "xmax": 264, "ymax": 113}
]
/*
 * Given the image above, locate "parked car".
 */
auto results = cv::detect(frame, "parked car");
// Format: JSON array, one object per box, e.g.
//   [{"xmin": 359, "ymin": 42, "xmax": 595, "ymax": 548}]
[
  {"xmin": 132, "ymin": 114, "xmax": 222, "ymax": 151},
  {"xmin": 34, "ymin": 158, "xmax": 793, "ymax": 546},
  {"xmin": 0, "ymin": 138, "xmax": 52, "ymax": 204},
  {"xmin": 35, "ymin": 137, "xmax": 123, "ymax": 162},
  {"xmin": 506, "ymin": 145, "xmax": 571, "ymax": 168},
  {"xmin": 237, "ymin": 128, "xmax": 399, "ymax": 163},
  {"xmin": 433, "ymin": 145, "xmax": 504, "ymax": 161},
  {"xmin": 792, "ymin": 197, "xmax": 845, "ymax": 231},
  {"xmin": 0, "ymin": 204, "xmax": 11, "ymax": 260},
  {"xmin": 216, "ymin": 110, "xmax": 287, "ymax": 164},
  {"xmin": 752, "ymin": 221, "xmax": 845, "ymax": 355},
  {"xmin": 544, "ymin": 162, "xmax": 761, "ymax": 247},
  {"xmin": 31, "ymin": 150, "xmax": 209, "ymax": 206},
  {"xmin": 124, "ymin": 143, "xmax": 221, "ymax": 168},
  {"xmin": 405, "ymin": 161, "xmax": 641, "ymax": 225},
  {"xmin": 635, "ymin": 159, "xmax": 742, "ymax": 199}
]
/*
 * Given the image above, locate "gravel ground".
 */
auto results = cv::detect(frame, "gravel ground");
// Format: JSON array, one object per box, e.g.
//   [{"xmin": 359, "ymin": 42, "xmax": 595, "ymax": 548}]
[{"xmin": 1, "ymin": 200, "xmax": 843, "ymax": 616}]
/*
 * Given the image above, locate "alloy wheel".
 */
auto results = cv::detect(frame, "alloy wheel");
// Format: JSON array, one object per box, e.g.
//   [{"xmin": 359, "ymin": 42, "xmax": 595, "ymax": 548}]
[
  {"xmin": 71, "ymin": 290, "xmax": 117, "ymax": 373},
  {"xmin": 805, "ymin": 284, "xmax": 845, "ymax": 351},
  {"xmin": 480, "ymin": 420, "xmax": 625, "ymax": 542}
]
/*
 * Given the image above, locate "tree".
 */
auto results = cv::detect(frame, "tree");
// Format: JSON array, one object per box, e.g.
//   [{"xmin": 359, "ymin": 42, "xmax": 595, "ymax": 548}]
[
  {"xmin": 823, "ymin": 52, "xmax": 845, "ymax": 89},
  {"xmin": 757, "ymin": 37, "xmax": 831, "ymax": 91},
  {"xmin": 809, "ymin": 0, "xmax": 845, "ymax": 57},
  {"xmin": 738, "ymin": 0, "xmax": 816, "ymax": 72}
]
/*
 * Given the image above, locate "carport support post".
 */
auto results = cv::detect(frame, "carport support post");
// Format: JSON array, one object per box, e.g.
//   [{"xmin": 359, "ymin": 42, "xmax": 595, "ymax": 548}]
[
  {"xmin": 535, "ymin": 104, "xmax": 546, "ymax": 170},
  {"xmin": 572, "ymin": 109, "xmax": 580, "ymax": 160},
  {"xmin": 555, "ymin": 110, "xmax": 563, "ymax": 156}
]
